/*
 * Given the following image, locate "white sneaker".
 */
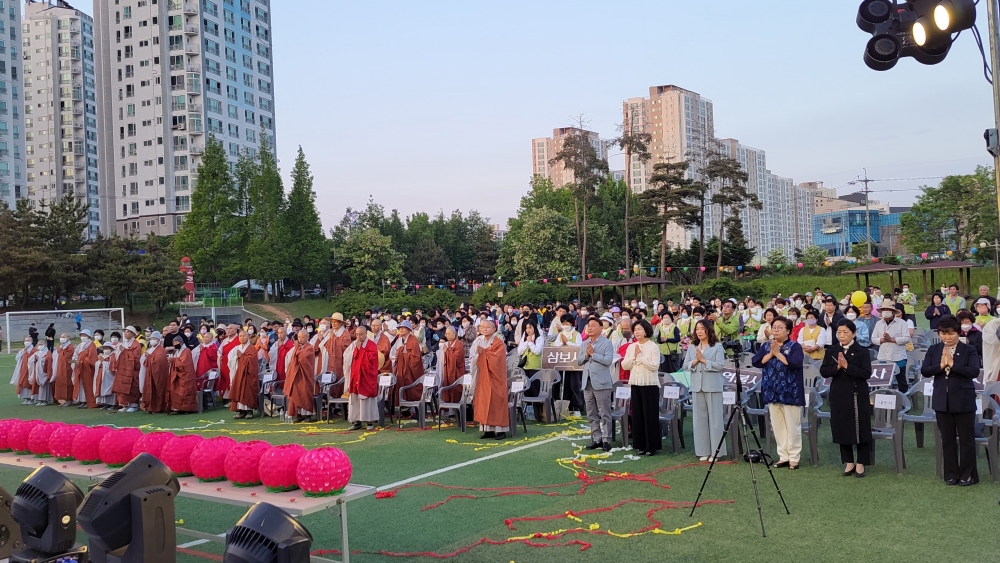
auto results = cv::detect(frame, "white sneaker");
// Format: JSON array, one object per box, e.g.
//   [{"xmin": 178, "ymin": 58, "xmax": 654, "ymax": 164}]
[
  {"xmin": 125, "ymin": 407, "xmax": 138, "ymax": 413},
  {"xmin": 35, "ymin": 401, "xmax": 47, "ymax": 406},
  {"xmin": 699, "ymin": 456, "xmax": 709, "ymax": 461}
]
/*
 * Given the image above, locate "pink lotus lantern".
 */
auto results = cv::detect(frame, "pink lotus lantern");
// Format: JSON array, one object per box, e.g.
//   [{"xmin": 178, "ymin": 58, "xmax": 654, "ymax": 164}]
[
  {"xmin": 100, "ymin": 427, "xmax": 143, "ymax": 467},
  {"xmin": 259, "ymin": 444, "xmax": 307, "ymax": 492},
  {"xmin": 225, "ymin": 441, "xmax": 272, "ymax": 487},
  {"xmin": 0, "ymin": 419, "xmax": 21, "ymax": 452},
  {"xmin": 131, "ymin": 431, "xmax": 177, "ymax": 459},
  {"xmin": 72, "ymin": 426, "xmax": 113, "ymax": 464},
  {"xmin": 28, "ymin": 422, "xmax": 65, "ymax": 457},
  {"xmin": 49, "ymin": 424, "xmax": 86, "ymax": 460},
  {"xmin": 797, "ymin": 262, "xmax": 803, "ymax": 268},
  {"xmin": 9, "ymin": 420, "xmax": 45, "ymax": 454},
  {"xmin": 296, "ymin": 447, "xmax": 352, "ymax": 497},
  {"xmin": 160, "ymin": 435, "xmax": 205, "ymax": 476},
  {"xmin": 190, "ymin": 436, "xmax": 237, "ymax": 482}
]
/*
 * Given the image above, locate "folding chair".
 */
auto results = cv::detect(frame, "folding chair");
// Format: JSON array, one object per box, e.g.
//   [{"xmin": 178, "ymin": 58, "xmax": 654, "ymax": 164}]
[
  {"xmin": 256, "ymin": 369, "xmax": 276, "ymax": 419},
  {"xmin": 869, "ymin": 388, "xmax": 911, "ymax": 474},
  {"xmin": 437, "ymin": 374, "xmax": 471, "ymax": 432},
  {"xmin": 659, "ymin": 381, "xmax": 688, "ymax": 454},
  {"xmin": 398, "ymin": 372, "xmax": 438, "ymax": 429},
  {"xmin": 609, "ymin": 380, "xmax": 631, "ymax": 447},
  {"xmin": 802, "ymin": 364, "xmax": 823, "ymax": 389},
  {"xmin": 801, "ymin": 388, "xmax": 821, "ymax": 466},
  {"xmin": 376, "ymin": 373, "xmax": 396, "ymax": 428},
  {"xmin": 322, "ymin": 373, "xmax": 349, "ymax": 424},
  {"xmin": 975, "ymin": 393, "xmax": 1000, "ymax": 483},
  {"xmin": 522, "ymin": 369, "xmax": 560, "ymax": 423},
  {"xmin": 902, "ymin": 379, "xmax": 938, "ymax": 449},
  {"xmin": 508, "ymin": 372, "xmax": 529, "ymax": 437},
  {"xmin": 195, "ymin": 369, "xmax": 219, "ymax": 414}
]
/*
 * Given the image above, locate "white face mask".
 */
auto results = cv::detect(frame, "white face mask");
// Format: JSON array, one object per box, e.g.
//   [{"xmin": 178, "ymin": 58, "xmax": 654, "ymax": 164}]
[
  {"xmin": 845, "ymin": 313, "xmax": 857, "ymax": 320},
  {"xmin": 80, "ymin": 336, "xmax": 90, "ymax": 342},
  {"xmin": 184, "ymin": 331, "xmax": 192, "ymax": 337},
  {"xmin": 148, "ymin": 338, "xmax": 159, "ymax": 347},
  {"xmin": 561, "ymin": 325, "xmax": 573, "ymax": 333},
  {"xmin": 111, "ymin": 337, "xmax": 119, "ymax": 344},
  {"xmin": 59, "ymin": 337, "xmax": 68, "ymax": 344},
  {"xmin": 794, "ymin": 300, "xmax": 803, "ymax": 308},
  {"xmin": 788, "ymin": 315, "xmax": 798, "ymax": 322},
  {"xmin": 962, "ymin": 324, "xmax": 973, "ymax": 332},
  {"xmin": 23, "ymin": 340, "xmax": 31, "ymax": 348},
  {"xmin": 881, "ymin": 311, "xmax": 894, "ymax": 319},
  {"xmin": 692, "ymin": 316, "xmax": 702, "ymax": 323},
  {"xmin": 318, "ymin": 325, "xmax": 328, "ymax": 333}
]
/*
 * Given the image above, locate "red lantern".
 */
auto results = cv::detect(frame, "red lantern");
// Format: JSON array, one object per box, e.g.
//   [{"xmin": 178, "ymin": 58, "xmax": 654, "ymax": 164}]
[
  {"xmin": 296, "ymin": 447, "xmax": 353, "ymax": 497},
  {"xmin": 190, "ymin": 436, "xmax": 237, "ymax": 482},
  {"xmin": 921, "ymin": 252, "xmax": 928, "ymax": 259},
  {"xmin": 49, "ymin": 424, "xmax": 86, "ymax": 461},
  {"xmin": 587, "ymin": 274, "xmax": 593, "ymax": 279},
  {"xmin": 9, "ymin": 420, "xmax": 45, "ymax": 454},
  {"xmin": 100, "ymin": 427, "xmax": 144, "ymax": 467},
  {"xmin": 755, "ymin": 265, "xmax": 761, "ymax": 270},
  {"xmin": 514, "ymin": 281, "xmax": 519, "ymax": 286},
  {"xmin": 72, "ymin": 426, "xmax": 113, "ymax": 464},
  {"xmin": 160, "ymin": 435, "xmax": 205, "ymax": 477},
  {"xmin": 872, "ymin": 257, "xmax": 879, "ymax": 263},
  {"xmin": 415, "ymin": 284, "xmax": 420, "ymax": 290},
  {"xmin": 666, "ymin": 267, "xmax": 671, "ymax": 272},
  {"xmin": 28, "ymin": 422, "xmax": 64, "ymax": 457},
  {"xmin": 0, "ymin": 419, "xmax": 21, "ymax": 452},
  {"xmin": 259, "ymin": 444, "xmax": 307, "ymax": 492},
  {"xmin": 225, "ymin": 440, "xmax": 272, "ymax": 487},
  {"xmin": 131, "ymin": 431, "xmax": 177, "ymax": 460}
]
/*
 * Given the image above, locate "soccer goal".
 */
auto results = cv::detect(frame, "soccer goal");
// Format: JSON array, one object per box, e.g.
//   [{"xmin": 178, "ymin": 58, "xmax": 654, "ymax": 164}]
[{"xmin": 4, "ymin": 308, "xmax": 126, "ymax": 354}]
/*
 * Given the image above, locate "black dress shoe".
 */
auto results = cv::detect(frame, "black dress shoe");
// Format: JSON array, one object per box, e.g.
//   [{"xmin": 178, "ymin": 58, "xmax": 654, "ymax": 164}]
[
  {"xmin": 635, "ymin": 450, "xmax": 646, "ymax": 456},
  {"xmin": 775, "ymin": 461, "xmax": 790, "ymax": 468},
  {"xmin": 958, "ymin": 478, "xmax": 976, "ymax": 487},
  {"xmin": 602, "ymin": 441, "xmax": 611, "ymax": 452},
  {"xmin": 479, "ymin": 431, "xmax": 495, "ymax": 440},
  {"xmin": 494, "ymin": 432, "xmax": 506, "ymax": 440},
  {"xmin": 348, "ymin": 422, "xmax": 363, "ymax": 431},
  {"xmin": 855, "ymin": 469, "xmax": 866, "ymax": 478},
  {"xmin": 645, "ymin": 451, "xmax": 656, "ymax": 457},
  {"xmin": 843, "ymin": 467, "xmax": 856, "ymax": 477},
  {"xmin": 945, "ymin": 478, "xmax": 958, "ymax": 486},
  {"xmin": 788, "ymin": 464, "xmax": 799, "ymax": 470},
  {"xmin": 585, "ymin": 442, "xmax": 601, "ymax": 450}
]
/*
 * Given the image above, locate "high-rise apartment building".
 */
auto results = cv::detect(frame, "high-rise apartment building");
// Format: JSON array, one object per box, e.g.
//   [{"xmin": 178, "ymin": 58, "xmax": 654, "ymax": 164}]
[
  {"xmin": 94, "ymin": 0, "xmax": 276, "ymax": 236},
  {"xmin": 0, "ymin": 0, "xmax": 24, "ymax": 208},
  {"xmin": 23, "ymin": 0, "xmax": 99, "ymax": 238},
  {"xmin": 531, "ymin": 127, "xmax": 606, "ymax": 188}
]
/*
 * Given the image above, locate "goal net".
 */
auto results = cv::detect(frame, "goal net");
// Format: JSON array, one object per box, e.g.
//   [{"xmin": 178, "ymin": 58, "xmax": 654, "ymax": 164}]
[{"xmin": 4, "ymin": 308, "xmax": 126, "ymax": 354}]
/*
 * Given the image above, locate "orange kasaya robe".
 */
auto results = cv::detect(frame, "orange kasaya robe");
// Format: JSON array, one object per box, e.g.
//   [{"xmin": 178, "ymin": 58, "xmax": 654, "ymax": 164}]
[
  {"xmin": 73, "ymin": 342, "xmax": 98, "ymax": 408},
  {"xmin": 218, "ymin": 337, "xmax": 238, "ymax": 396},
  {"xmin": 472, "ymin": 335, "xmax": 509, "ymax": 429},
  {"xmin": 229, "ymin": 344, "xmax": 259, "ymax": 411},
  {"xmin": 16, "ymin": 346, "xmax": 33, "ymax": 397},
  {"xmin": 283, "ymin": 342, "xmax": 316, "ymax": 415},
  {"xmin": 441, "ymin": 340, "xmax": 466, "ymax": 403},
  {"xmin": 317, "ymin": 328, "xmax": 352, "ymax": 398},
  {"xmin": 394, "ymin": 335, "xmax": 424, "ymax": 402},
  {"xmin": 168, "ymin": 346, "xmax": 199, "ymax": 413},
  {"xmin": 53, "ymin": 343, "xmax": 75, "ymax": 403},
  {"xmin": 112, "ymin": 339, "xmax": 141, "ymax": 405},
  {"xmin": 374, "ymin": 332, "xmax": 392, "ymax": 373},
  {"xmin": 141, "ymin": 346, "xmax": 169, "ymax": 413}
]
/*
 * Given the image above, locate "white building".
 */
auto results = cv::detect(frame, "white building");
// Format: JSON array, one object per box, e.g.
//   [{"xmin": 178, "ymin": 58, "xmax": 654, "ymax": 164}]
[
  {"xmin": 23, "ymin": 0, "xmax": 99, "ymax": 238},
  {"xmin": 0, "ymin": 0, "xmax": 24, "ymax": 207},
  {"xmin": 94, "ymin": 0, "xmax": 276, "ymax": 236},
  {"xmin": 531, "ymin": 127, "xmax": 607, "ymax": 188}
]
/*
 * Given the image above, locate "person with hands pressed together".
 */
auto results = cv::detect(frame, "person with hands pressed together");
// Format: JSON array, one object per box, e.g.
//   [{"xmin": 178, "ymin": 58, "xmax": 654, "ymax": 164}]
[
  {"xmin": 470, "ymin": 319, "xmax": 509, "ymax": 440},
  {"xmin": 820, "ymin": 320, "xmax": 873, "ymax": 477},
  {"xmin": 921, "ymin": 315, "xmax": 982, "ymax": 486},
  {"xmin": 621, "ymin": 320, "xmax": 662, "ymax": 456},
  {"xmin": 753, "ymin": 317, "xmax": 805, "ymax": 469},
  {"xmin": 797, "ymin": 310, "xmax": 827, "ymax": 361},
  {"xmin": 578, "ymin": 317, "xmax": 614, "ymax": 452},
  {"xmin": 683, "ymin": 319, "xmax": 726, "ymax": 461},
  {"xmin": 871, "ymin": 300, "xmax": 911, "ymax": 392}
]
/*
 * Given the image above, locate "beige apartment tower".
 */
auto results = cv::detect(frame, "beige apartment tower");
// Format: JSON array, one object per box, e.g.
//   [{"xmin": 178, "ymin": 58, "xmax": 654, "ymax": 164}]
[{"xmin": 531, "ymin": 127, "xmax": 607, "ymax": 188}]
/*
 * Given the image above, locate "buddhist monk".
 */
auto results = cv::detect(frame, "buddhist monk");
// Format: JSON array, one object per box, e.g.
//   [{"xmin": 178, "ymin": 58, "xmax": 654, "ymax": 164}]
[
  {"xmin": 269, "ymin": 326, "xmax": 294, "ymax": 381},
  {"xmin": 72, "ymin": 329, "xmax": 98, "ymax": 409},
  {"xmin": 470, "ymin": 319, "xmax": 509, "ymax": 440},
  {"xmin": 390, "ymin": 320, "xmax": 424, "ymax": 407},
  {"xmin": 439, "ymin": 326, "xmax": 466, "ymax": 404},
  {"xmin": 94, "ymin": 344, "xmax": 116, "ymax": 409},
  {"xmin": 345, "ymin": 325, "xmax": 379, "ymax": 431},
  {"xmin": 317, "ymin": 314, "xmax": 352, "ymax": 399},
  {"xmin": 112, "ymin": 326, "xmax": 142, "ymax": 413},
  {"xmin": 13, "ymin": 337, "xmax": 35, "ymax": 404},
  {"xmin": 217, "ymin": 324, "xmax": 238, "ymax": 401},
  {"xmin": 28, "ymin": 342, "xmax": 53, "ymax": 406},
  {"xmin": 141, "ymin": 331, "xmax": 169, "ymax": 414},
  {"xmin": 229, "ymin": 330, "xmax": 259, "ymax": 419},
  {"xmin": 167, "ymin": 338, "xmax": 198, "ymax": 414},
  {"xmin": 195, "ymin": 331, "xmax": 218, "ymax": 380},
  {"xmin": 371, "ymin": 319, "xmax": 392, "ymax": 373},
  {"xmin": 283, "ymin": 329, "xmax": 317, "ymax": 423},
  {"xmin": 53, "ymin": 333, "xmax": 74, "ymax": 406}
]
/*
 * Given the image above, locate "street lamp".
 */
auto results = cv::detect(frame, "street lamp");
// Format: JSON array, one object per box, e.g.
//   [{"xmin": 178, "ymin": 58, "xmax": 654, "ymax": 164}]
[{"xmin": 981, "ymin": 240, "xmax": 1000, "ymax": 289}]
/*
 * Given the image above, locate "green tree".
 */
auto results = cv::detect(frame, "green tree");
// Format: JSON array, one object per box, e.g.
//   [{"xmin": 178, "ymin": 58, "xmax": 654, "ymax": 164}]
[
  {"xmin": 39, "ymin": 195, "xmax": 88, "ymax": 299},
  {"xmin": 764, "ymin": 247, "xmax": 789, "ymax": 269},
  {"xmin": 641, "ymin": 161, "xmax": 700, "ymax": 275},
  {"xmin": 245, "ymin": 138, "xmax": 290, "ymax": 300},
  {"xmin": 849, "ymin": 243, "xmax": 869, "ymax": 261},
  {"xmin": 800, "ymin": 245, "xmax": 830, "ymax": 268},
  {"xmin": 613, "ymin": 118, "xmax": 652, "ymax": 269},
  {"xmin": 705, "ymin": 155, "xmax": 759, "ymax": 277},
  {"xmin": 174, "ymin": 137, "xmax": 239, "ymax": 284},
  {"xmin": 87, "ymin": 235, "xmax": 141, "ymax": 309},
  {"xmin": 899, "ymin": 166, "xmax": 997, "ymax": 258},
  {"xmin": 465, "ymin": 211, "xmax": 498, "ymax": 282},
  {"xmin": 231, "ymin": 146, "xmax": 260, "ymax": 284},
  {"xmin": 403, "ymin": 235, "xmax": 450, "ymax": 282},
  {"xmin": 336, "ymin": 228, "xmax": 405, "ymax": 292},
  {"xmin": 723, "ymin": 219, "xmax": 755, "ymax": 266},
  {"xmin": 497, "ymin": 207, "xmax": 576, "ymax": 280},
  {"xmin": 0, "ymin": 200, "xmax": 48, "ymax": 306},
  {"xmin": 136, "ymin": 235, "xmax": 187, "ymax": 313},
  {"xmin": 283, "ymin": 147, "xmax": 328, "ymax": 294}
]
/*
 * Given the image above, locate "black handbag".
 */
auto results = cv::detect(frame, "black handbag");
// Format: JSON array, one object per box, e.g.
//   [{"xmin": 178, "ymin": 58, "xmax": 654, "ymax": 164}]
[{"xmin": 517, "ymin": 352, "xmax": 528, "ymax": 368}]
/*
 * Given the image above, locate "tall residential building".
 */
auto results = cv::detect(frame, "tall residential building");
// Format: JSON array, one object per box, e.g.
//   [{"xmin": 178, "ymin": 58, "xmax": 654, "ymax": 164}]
[
  {"xmin": 94, "ymin": 0, "xmax": 276, "ymax": 236},
  {"xmin": 23, "ymin": 0, "xmax": 99, "ymax": 239},
  {"xmin": 531, "ymin": 127, "xmax": 606, "ymax": 188},
  {"xmin": 0, "ymin": 0, "xmax": 24, "ymax": 208}
]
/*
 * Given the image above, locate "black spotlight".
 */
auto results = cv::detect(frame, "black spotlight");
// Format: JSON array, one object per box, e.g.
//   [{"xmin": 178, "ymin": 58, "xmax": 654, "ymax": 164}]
[
  {"xmin": 224, "ymin": 502, "xmax": 313, "ymax": 563},
  {"xmin": 0, "ymin": 483, "xmax": 23, "ymax": 560},
  {"xmin": 856, "ymin": 0, "xmax": 977, "ymax": 70},
  {"xmin": 9, "ymin": 466, "xmax": 89, "ymax": 562},
  {"xmin": 78, "ymin": 453, "xmax": 180, "ymax": 563}
]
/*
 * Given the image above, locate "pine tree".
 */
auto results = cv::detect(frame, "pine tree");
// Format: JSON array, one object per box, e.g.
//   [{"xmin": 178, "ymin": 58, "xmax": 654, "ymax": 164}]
[
  {"xmin": 246, "ymin": 135, "xmax": 290, "ymax": 300},
  {"xmin": 283, "ymin": 147, "xmax": 328, "ymax": 295},
  {"xmin": 640, "ymin": 161, "xmax": 700, "ymax": 275}
]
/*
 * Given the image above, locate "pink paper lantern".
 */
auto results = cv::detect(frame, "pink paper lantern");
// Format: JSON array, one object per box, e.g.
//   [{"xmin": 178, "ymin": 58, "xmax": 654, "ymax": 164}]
[
  {"xmin": 28, "ymin": 422, "xmax": 65, "ymax": 457},
  {"xmin": 190, "ymin": 436, "xmax": 237, "ymax": 482},
  {"xmin": 259, "ymin": 444, "xmax": 307, "ymax": 492},
  {"xmin": 72, "ymin": 426, "xmax": 113, "ymax": 464},
  {"xmin": 0, "ymin": 419, "xmax": 20, "ymax": 451},
  {"xmin": 49, "ymin": 424, "xmax": 86, "ymax": 460},
  {"xmin": 100, "ymin": 427, "xmax": 143, "ymax": 467},
  {"xmin": 921, "ymin": 252, "xmax": 928, "ymax": 259},
  {"xmin": 225, "ymin": 440, "xmax": 272, "ymax": 487},
  {"xmin": 9, "ymin": 420, "xmax": 45, "ymax": 454},
  {"xmin": 797, "ymin": 263, "xmax": 803, "ymax": 268},
  {"xmin": 699, "ymin": 267, "xmax": 706, "ymax": 272},
  {"xmin": 131, "ymin": 431, "xmax": 177, "ymax": 460},
  {"xmin": 160, "ymin": 435, "xmax": 205, "ymax": 476},
  {"xmin": 296, "ymin": 447, "xmax": 352, "ymax": 497}
]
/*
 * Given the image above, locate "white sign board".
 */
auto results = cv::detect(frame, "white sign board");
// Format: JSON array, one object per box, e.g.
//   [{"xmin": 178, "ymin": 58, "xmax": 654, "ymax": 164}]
[
  {"xmin": 723, "ymin": 391, "xmax": 736, "ymax": 405},
  {"xmin": 977, "ymin": 398, "xmax": 984, "ymax": 415},
  {"xmin": 615, "ymin": 385, "xmax": 631, "ymax": 400},
  {"xmin": 924, "ymin": 382, "xmax": 934, "ymax": 399},
  {"xmin": 379, "ymin": 375, "xmax": 392, "ymax": 387},
  {"xmin": 663, "ymin": 386, "xmax": 680, "ymax": 399},
  {"xmin": 510, "ymin": 380, "xmax": 524, "ymax": 393},
  {"xmin": 874, "ymin": 394, "xmax": 897, "ymax": 410},
  {"xmin": 423, "ymin": 375, "xmax": 436, "ymax": 387},
  {"xmin": 321, "ymin": 372, "xmax": 333, "ymax": 384}
]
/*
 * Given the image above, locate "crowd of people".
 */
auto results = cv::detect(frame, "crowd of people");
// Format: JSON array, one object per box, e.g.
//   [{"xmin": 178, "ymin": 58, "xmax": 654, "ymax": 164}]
[{"xmin": 7, "ymin": 282, "xmax": 998, "ymax": 485}]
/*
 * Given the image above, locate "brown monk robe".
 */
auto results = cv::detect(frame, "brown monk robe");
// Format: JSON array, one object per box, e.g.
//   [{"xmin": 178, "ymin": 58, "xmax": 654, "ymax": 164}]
[
  {"xmin": 440, "ymin": 332, "xmax": 466, "ymax": 404},
  {"xmin": 471, "ymin": 321, "xmax": 510, "ymax": 439},
  {"xmin": 113, "ymin": 330, "xmax": 142, "ymax": 409},
  {"xmin": 391, "ymin": 324, "xmax": 424, "ymax": 402},
  {"xmin": 328, "ymin": 318, "xmax": 352, "ymax": 398},
  {"xmin": 53, "ymin": 337, "xmax": 75, "ymax": 405},
  {"xmin": 167, "ymin": 341, "xmax": 198, "ymax": 414},
  {"xmin": 14, "ymin": 341, "xmax": 34, "ymax": 400},
  {"xmin": 73, "ymin": 335, "xmax": 98, "ymax": 408},
  {"xmin": 141, "ymin": 335, "xmax": 169, "ymax": 413},
  {"xmin": 283, "ymin": 330, "xmax": 317, "ymax": 422},
  {"xmin": 373, "ymin": 324, "xmax": 392, "ymax": 373},
  {"xmin": 229, "ymin": 331, "xmax": 259, "ymax": 418}
]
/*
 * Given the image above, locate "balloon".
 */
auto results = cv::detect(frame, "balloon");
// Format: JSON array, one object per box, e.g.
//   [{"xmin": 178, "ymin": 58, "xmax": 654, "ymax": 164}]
[
  {"xmin": 824, "ymin": 261, "xmax": 830, "ymax": 267},
  {"xmin": 971, "ymin": 248, "xmax": 977, "ymax": 254},
  {"xmin": 737, "ymin": 266, "xmax": 743, "ymax": 271},
  {"xmin": 849, "ymin": 259, "xmax": 855, "ymax": 264},
  {"xmin": 755, "ymin": 265, "xmax": 760, "ymax": 270},
  {"xmin": 851, "ymin": 290, "xmax": 868, "ymax": 308},
  {"xmin": 666, "ymin": 267, "xmax": 671, "ymax": 272}
]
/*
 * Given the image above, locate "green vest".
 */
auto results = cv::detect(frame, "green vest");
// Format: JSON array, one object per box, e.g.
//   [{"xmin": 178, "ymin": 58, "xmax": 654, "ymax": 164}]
[{"xmin": 657, "ymin": 323, "xmax": 679, "ymax": 355}]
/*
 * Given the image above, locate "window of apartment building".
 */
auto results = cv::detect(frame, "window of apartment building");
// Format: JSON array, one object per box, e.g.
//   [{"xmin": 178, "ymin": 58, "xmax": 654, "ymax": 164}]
[
  {"xmin": 242, "ymin": 54, "xmax": 252, "ymax": 69},
  {"xmin": 130, "ymin": 201, "xmax": 138, "ymax": 214},
  {"xmin": 243, "ymin": 91, "xmax": 254, "ymax": 105},
  {"xmin": 225, "ymin": 47, "xmax": 236, "ymax": 62},
  {"xmin": 245, "ymin": 128, "xmax": 255, "ymax": 143},
  {"xmin": 226, "ymin": 85, "xmax": 238, "ymax": 100},
  {"xmin": 227, "ymin": 104, "xmax": 238, "ymax": 119},
  {"xmin": 227, "ymin": 124, "xmax": 238, "ymax": 137},
  {"xmin": 256, "ymin": 43, "xmax": 269, "ymax": 58},
  {"xmin": 207, "ymin": 98, "xmax": 222, "ymax": 114},
  {"xmin": 224, "ymin": 9, "xmax": 235, "ymax": 24},
  {"xmin": 226, "ymin": 66, "xmax": 236, "ymax": 81},
  {"xmin": 204, "ymin": 39, "xmax": 220, "ymax": 56},
  {"xmin": 257, "ymin": 79, "xmax": 270, "ymax": 94},
  {"xmin": 224, "ymin": 28, "xmax": 235, "ymax": 44}
]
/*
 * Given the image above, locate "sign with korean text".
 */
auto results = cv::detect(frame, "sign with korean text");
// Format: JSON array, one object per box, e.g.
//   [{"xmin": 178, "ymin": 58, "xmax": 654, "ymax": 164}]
[
  {"xmin": 721, "ymin": 367, "xmax": 762, "ymax": 388},
  {"xmin": 542, "ymin": 346, "xmax": 581, "ymax": 371},
  {"xmin": 868, "ymin": 363, "xmax": 896, "ymax": 387}
]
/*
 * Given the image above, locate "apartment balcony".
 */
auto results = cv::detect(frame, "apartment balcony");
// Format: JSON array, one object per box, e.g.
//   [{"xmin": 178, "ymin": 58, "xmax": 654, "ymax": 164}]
[
  {"xmin": 185, "ymin": 44, "xmax": 199, "ymax": 55},
  {"xmin": 187, "ymin": 64, "xmax": 201, "ymax": 73},
  {"xmin": 73, "ymin": 120, "xmax": 83, "ymax": 129},
  {"xmin": 183, "ymin": 2, "xmax": 198, "ymax": 16},
  {"xmin": 184, "ymin": 25, "xmax": 199, "ymax": 36},
  {"xmin": 73, "ymin": 107, "xmax": 83, "ymax": 115},
  {"xmin": 187, "ymin": 102, "xmax": 202, "ymax": 112},
  {"xmin": 171, "ymin": 103, "xmax": 187, "ymax": 111},
  {"xmin": 189, "ymin": 145, "xmax": 204, "ymax": 155},
  {"xmin": 189, "ymin": 126, "xmax": 203, "ymax": 135}
]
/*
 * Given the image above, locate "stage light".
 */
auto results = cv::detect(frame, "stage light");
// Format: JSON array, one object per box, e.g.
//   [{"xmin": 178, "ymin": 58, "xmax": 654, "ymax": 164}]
[
  {"xmin": 912, "ymin": 18, "xmax": 929, "ymax": 46},
  {"xmin": 9, "ymin": 466, "xmax": 88, "ymax": 562},
  {"xmin": 864, "ymin": 34, "xmax": 902, "ymax": 71},
  {"xmin": 224, "ymin": 502, "xmax": 312, "ymax": 563},
  {"xmin": 78, "ymin": 452, "xmax": 180, "ymax": 563},
  {"xmin": 0, "ymin": 484, "xmax": 23, "ymax": 560},
  {"xmin": 857, "ymin": 0, "xmax": 976, "ymax": 70},
  {"xmin": 934, "ymin": 0, "xmax": 976, "ymax": 31}
]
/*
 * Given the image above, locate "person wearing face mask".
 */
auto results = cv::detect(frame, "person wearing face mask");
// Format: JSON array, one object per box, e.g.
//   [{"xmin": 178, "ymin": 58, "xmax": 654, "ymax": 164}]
[
  {"xmin": 982, "ymin": 304, "xmax": 1000, "ymax": 384},
  {"xmin": 13, "ymin": 337, "xmax": 36, "ymax": 404},
  {"xmin": 72, "ymin": 329, "xmax": 98, "ymax": 409},
  {"xmin": 390, "ymin": 320, "xmax": 425, "ymax": 410},
  {"xmin": 797, "ymin": 310, "xmax": 827, "ymax": 361},
  {"xmin": 955, "ymin": 310, "xmax": 983, "ymax": 359},
  {"xmin": 870, "ymin": 300, "xmax": 911, "ymax": 392},
  {"xmin": 181, "ymin": 325, "xmax": 198, "ymax": 350},
  {"xmin": 112, "ymin": 327, "xmax": 142, "ymax": 413},
  {"xmin": 459, "ymin": 316, "xmax": 477, "ymax": 347},
  {"xmin": 787, "ymin": 308, "xmax": 804, "ymax": 341},
  {"xmin": 656, "ymin": 312, "xmax": 681, "ymax": 372},
  {"xmin": 141, "ymin": 331, "xmax": 170, "ymax": 414},
  {"xmin": 614, "ymin": 317, "xmax": 636, "ymax": 381},
  {"xmin": 820, "ymin": 320, "xmax": 873, "ymax": 477},
  {"xmin": 552, "ymin": 314, "xmax": 584, "ymax": 416},
  {"xmin": 228, "ymin": 330, "xmax": 259, "ymax": 419},
  {"xmin": 28, "ymin": 340, "xmax": 54, "ymax": 406},
  {"xmin": 94, "ymin": 345, "xmax": 116, "ymax": 409},
  {"xmin": 816, "ymin": 298, "xmax": 846, "ymax": 352},
  {"xmin": 217, "ymin": 325, "xmax": 239, "ymax": 403},
  {"xmin": 168, "ymin": 337, "xmax": 199, "ymax": 415},
  {"xmin": 575, "ymin": 307, "xmax": 591, "ymax": 333},
  {"xmin": 53, "ymin": 333, "xmax": 75, "ymax": 406}
]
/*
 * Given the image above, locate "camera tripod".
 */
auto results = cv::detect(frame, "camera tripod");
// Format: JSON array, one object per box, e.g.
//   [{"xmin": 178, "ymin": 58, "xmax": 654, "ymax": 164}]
[{"xmin": 688, "ymin": 354, "xmax": 790, "ymax": 537}]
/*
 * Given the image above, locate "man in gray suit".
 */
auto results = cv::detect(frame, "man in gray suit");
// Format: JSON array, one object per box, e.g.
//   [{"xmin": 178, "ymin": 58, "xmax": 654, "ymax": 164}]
[{"xmin": 578, "ymin": 317, "xmax": 614, "ymax": 452}]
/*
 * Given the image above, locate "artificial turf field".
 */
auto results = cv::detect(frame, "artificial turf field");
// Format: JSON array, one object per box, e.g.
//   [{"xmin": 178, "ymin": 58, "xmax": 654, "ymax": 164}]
[{"xmin": 0, "ymin": 353, "xmax": 997, "ymax": 562}]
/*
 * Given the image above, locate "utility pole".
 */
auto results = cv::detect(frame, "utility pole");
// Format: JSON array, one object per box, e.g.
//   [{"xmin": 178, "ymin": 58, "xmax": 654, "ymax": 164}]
[
  {"xmin": 987, "ymin": 0, "xmax": 1000, "ymax": 255},
  {"xmin": 851, "ymin": 168, "xmax": 875, "ymax": 259}
]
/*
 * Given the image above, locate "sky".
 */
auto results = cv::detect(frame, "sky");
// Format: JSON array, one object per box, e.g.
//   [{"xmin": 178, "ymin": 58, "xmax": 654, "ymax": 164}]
[{"xmin": 270, "ymin": 0, "xmax": 997, "ymax": 232}]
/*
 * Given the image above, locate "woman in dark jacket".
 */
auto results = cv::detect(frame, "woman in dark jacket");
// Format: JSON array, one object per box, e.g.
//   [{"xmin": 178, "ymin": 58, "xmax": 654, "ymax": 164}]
[
  {"xmin": 820, "ymin": 320, "xmax": 873, "ymax": 477},
  {"xmin": 955, "ymin": 310, "xmax": 983, "ymax": 358},
  {"xmin": 924, "ymin": 293, "xmax": 950, "ymax": 331},
  {"xmin": 921, "ymin": 315, "xmax": 982, "ymax": 486}
]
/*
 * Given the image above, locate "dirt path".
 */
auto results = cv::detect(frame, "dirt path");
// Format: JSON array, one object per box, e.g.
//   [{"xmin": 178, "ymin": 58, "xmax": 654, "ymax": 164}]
[{"xmin": 248, "ymin": 303, "xmax": 290, "ymax": 320}]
